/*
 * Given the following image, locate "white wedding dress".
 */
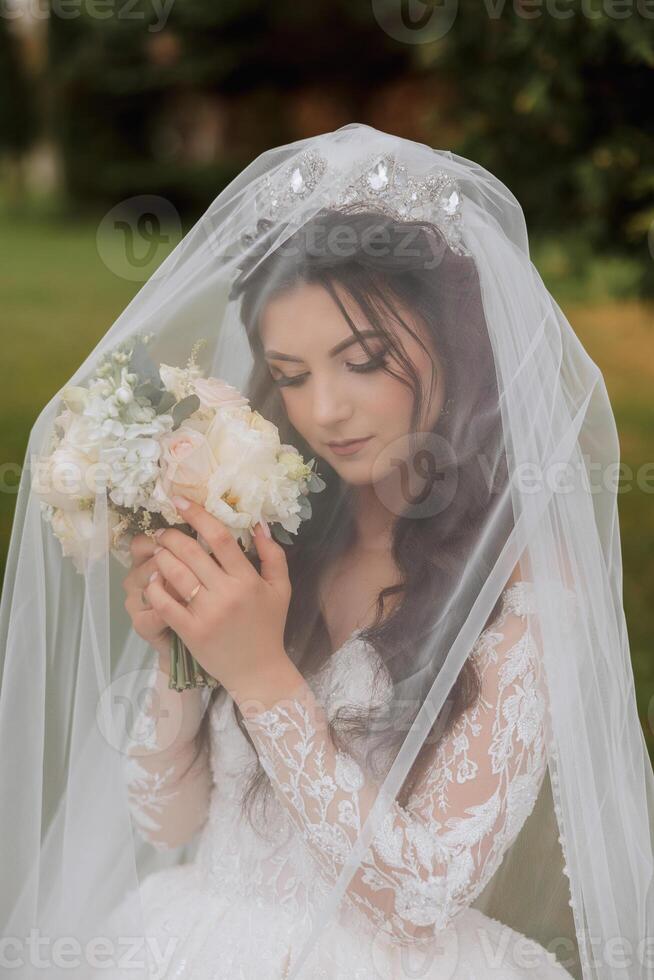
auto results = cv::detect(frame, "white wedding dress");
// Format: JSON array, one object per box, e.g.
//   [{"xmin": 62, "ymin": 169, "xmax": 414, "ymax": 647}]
[{"xmin": 106, "ymin": 580, "xmax": 575, "ymax": 979}]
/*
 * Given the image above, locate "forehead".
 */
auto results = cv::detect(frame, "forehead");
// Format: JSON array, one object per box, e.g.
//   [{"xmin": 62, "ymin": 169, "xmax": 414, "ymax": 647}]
[{"xmin": 258, "ymin": 280, "xmax": 426, "ymax": 354}]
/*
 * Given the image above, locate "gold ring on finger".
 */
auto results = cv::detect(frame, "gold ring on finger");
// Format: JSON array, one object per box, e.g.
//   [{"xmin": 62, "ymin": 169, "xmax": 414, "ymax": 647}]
[{"xmin": 186, "ymin": 583, "xmax": 201, "ymax": 605}]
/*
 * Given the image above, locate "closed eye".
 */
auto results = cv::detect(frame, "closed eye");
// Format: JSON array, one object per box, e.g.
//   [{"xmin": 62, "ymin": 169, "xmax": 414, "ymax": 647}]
[{"xmin": 272, "ymin": 352, "xmax": 388, "ymax": 388}]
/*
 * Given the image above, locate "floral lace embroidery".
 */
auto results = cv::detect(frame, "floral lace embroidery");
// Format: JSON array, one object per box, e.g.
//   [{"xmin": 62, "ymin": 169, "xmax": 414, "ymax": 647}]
[
  {"xmin": 123, "ymin": 661, "xmax": 213, "ymax": 851},
  {"xmin": 242, "ymin": 581, "xmax": 551, "ymax": 945}
]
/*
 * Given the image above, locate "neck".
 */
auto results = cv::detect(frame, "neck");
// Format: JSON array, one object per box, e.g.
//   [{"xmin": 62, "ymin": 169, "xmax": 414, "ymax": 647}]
[{"xmin": 349, "ymin": 483, "xmax": 397, "ymax": 555}]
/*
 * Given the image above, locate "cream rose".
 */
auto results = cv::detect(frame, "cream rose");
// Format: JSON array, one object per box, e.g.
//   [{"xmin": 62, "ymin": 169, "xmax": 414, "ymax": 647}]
[
  {"xmin": 192, "ymin": 377, "xmax": 250, "ymax": 412},
  {"xmin": 154, "ymin": 425, "xmax": 217, "ymax": 515}
]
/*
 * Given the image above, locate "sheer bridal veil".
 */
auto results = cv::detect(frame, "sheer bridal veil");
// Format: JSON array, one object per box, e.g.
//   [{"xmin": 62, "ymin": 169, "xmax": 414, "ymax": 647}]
[{"xmin": 1, "ymin": 123, "xmax": 652, "ymax": 979}]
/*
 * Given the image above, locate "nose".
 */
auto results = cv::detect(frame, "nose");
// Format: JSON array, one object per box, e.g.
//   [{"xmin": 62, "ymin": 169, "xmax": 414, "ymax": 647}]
[{"xmin": 310, "ymin": 373, "xmax": 354, "ymax": 429}]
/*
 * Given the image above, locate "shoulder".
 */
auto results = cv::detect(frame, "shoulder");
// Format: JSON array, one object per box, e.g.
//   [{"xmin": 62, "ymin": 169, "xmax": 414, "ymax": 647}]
[
  {"xmin": 500, "ymin": 569, "xmax": 577, "ymax": 622},
  {"xmin": 469, "ymin": 576, "xmax": 538, "ymax": 665},
  {"xmin": 500, "ymin": 579, "xmax": 538, "ymax": 618},
  {"xmin": 472, "ymin": 572, "xmax": 576, "ymax": 666}
]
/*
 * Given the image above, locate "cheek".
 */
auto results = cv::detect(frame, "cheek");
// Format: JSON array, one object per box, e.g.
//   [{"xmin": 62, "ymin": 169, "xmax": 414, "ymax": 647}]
[
  {"xmin": 278, "ymin": 388, "xmax": 309, "ymax": 435},
  {"xmin": 366, "ymin": 372, "xmax": 414, "ymax": 428}
]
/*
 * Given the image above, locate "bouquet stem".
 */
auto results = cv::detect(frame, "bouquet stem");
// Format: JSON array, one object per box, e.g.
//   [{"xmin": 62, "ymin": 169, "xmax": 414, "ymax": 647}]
[{"xmin": 168, "ymin": 632, "xmax": 220, "ymax": 691}]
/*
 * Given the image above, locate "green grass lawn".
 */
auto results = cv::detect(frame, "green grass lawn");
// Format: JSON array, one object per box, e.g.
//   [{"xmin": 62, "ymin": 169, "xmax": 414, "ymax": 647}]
[{"xmin": 1, "ymin": 212, "xmax": 652, "ymax": 758}]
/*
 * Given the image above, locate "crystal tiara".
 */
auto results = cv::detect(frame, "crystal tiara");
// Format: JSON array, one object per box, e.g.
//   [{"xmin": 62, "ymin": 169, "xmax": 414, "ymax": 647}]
[{"xmin": 242, "ymin": 147, "xmax": 470, "ymax": 258}]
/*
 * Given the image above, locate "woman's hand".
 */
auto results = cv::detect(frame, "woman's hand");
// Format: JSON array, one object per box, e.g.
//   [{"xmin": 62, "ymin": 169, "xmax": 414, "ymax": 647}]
[
  {"xmin": 142, "ymin": 497, "xmax": 296, "ymax": 704},
  {"xmin": 122, "ymin": 533, "xmax": 188, "ymax": 670}
]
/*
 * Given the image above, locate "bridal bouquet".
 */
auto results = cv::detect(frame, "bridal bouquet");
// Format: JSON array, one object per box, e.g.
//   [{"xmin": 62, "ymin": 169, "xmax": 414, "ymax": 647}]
[{"xmin": 31, "ymin": 334, "xmax": 325, "ymax": 689}]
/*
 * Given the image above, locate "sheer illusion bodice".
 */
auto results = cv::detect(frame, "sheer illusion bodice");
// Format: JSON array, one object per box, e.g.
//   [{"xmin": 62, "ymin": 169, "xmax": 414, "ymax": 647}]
[{"xmin": 114, "ymin": 581, "xmax": 574, "ymax": 979}]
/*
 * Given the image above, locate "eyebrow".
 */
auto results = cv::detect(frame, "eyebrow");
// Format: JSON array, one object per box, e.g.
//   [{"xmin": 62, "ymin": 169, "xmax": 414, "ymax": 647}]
[{"xmin": 264, "ymin": 329, "xmax": 383, "ymax": 363}]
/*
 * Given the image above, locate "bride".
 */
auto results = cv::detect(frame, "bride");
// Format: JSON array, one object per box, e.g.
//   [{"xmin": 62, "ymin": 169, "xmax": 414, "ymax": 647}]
[{"xmin": 1, "ymin": 124, "xmax": 652, "ymax": 980}]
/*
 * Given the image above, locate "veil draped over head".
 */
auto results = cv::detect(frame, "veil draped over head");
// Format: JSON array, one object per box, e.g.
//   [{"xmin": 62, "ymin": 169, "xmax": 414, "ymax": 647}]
[{"xmin": 1, "ymin": 123, "xmax": 653, "ymax": 980}]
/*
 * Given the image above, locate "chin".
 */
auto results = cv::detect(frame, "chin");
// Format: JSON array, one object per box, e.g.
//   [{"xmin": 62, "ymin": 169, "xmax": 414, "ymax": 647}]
[
  {"xmin": 342, "ymin": 474, "xmax": 375, "ymax": 488},
  {"xmin": 330, "ymin": 462, "xmax": 375, "ymax": 486}
]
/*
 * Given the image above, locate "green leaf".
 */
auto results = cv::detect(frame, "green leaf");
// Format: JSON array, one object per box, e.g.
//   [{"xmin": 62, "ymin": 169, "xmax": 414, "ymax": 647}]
[
  {"xmin": 308, "ymin": 472, "xmax": 326, "ymax": 492},
  {"xmin": 172, "ymin": 394, "xmax": 201, "ymax": 429},
  {"xmin": 272, "ymin": 524, "xmax": 294, "ymax": 545},
  {"xmin": 298, "ymin": 495, "xmax": 312, "ymax": 519},
  {"xmin": 156, "ymin": 391, "xmax": 177, "ymax": 414}
]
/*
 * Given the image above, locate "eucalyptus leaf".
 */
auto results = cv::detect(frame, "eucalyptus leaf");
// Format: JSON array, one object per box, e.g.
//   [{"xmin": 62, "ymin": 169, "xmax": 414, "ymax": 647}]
[
  {"xmin": 272, "ymin": 524, "xmax": 294, "ymax": 545},
  {"xmin": 128, "ymin": 338, "xmax": 161, "ymax": 387},
  {"xmin": 172, "ymin": 394, "xmax": 201, "ymax": 430},
  {"xmin": 298, "ymin": 495, "xmax": 312, "ymax": 519},
  {"xmin": 134, "ymin": 381, "xmax": 164, "ymax": 405},
  {"xmin": 308, "ymin": 472, "xmax": 327, "ymax": 492},
  {"xmin": 156, "ymin": 391, "xmax": 177, "ymax": 414}
]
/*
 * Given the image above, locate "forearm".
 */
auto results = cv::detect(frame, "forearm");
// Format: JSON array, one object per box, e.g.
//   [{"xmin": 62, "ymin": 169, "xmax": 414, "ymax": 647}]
[
  {"xmin": 123, "ymin": 642, "xmax": 213, "ymax": 849},
  {"xmin": 239, "ymin": 677, "xmax": 424, "ymax": 936}
]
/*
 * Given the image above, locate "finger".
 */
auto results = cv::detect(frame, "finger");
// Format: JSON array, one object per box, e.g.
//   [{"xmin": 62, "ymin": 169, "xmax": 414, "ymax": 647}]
[
  {"xmin": 154, "ymin": 526, "xmax": 225, "ymax": 590},
  {"xmin": 144, "ymin": 572, "xmax": 195, "ymax": 637},
  {"xmin": 129, "ymin": 532, "xmax": 160, "ymax": 565},
  {"xmin": 124, "ymin": 593, "xmax": 169, "ymax": 635},
  {"xmin": 171, "ymin": 496, "xmax": 251, "ymax": 579},
  {"xmin": 153, "ymin": 547, "xmax": 204, "ymax": 605},
  {"xmin": 135, "ymin": 610, "xmax": 169, "ymax": 639},
  {"xmin": 132, "ymin": 555, "xmax": 187, "ymax": 604},
  {"xmin": 253, "ymin": 520, "xmax": 291, "ymax": 597}
]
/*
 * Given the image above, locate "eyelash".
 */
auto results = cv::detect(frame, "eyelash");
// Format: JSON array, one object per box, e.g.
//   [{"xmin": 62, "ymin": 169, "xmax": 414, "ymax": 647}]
[{"xmin": 272, "ymin": 352, "xmax": 388, "ymax": 388}]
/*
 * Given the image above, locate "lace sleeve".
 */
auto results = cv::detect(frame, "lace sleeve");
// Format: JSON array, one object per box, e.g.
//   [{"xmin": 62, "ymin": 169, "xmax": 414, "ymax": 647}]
[
  {"xmin": 123, "ymin": 653, "xmax": 214, "ymax": 851},
  {"xmin": 241, "ymin": 582, "xmax": 551, "ymax": 944}
]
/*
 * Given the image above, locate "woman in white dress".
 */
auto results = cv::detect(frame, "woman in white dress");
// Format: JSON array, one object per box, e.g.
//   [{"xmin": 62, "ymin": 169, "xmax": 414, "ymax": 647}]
[{"xmin": 1, "ymin": 125, "xmax": 652, "ymax": 980}]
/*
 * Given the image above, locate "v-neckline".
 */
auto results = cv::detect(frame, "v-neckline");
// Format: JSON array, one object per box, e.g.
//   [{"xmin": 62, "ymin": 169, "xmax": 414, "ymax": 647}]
[
  {"xmin": 318, "ymin": 626, "xmax": 366, "ymax": 674},
  {"xmin": 333, "ymin": 625, "xmax": 364, "ymax": 655}
]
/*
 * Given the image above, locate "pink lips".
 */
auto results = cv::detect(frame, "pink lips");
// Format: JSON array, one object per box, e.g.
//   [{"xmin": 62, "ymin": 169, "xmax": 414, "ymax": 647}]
[{"xmin": 327, "ymin": 436, "xmax": 372, "ymax": 456}]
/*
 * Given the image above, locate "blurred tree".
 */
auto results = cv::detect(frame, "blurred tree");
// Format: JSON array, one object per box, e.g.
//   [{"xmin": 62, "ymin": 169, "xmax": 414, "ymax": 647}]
[
  {"xmin": 45, "ymin": 0, "xmax": 654, "ymax": 285},
  {"xmin": 0, "ymin": 16, "xmax": 39, "ymax": 201},
  {"xmin": 46, "ymin": 0, "xmax": 404, "ymax": 216},
  {"xmin": 414, "ymin": 0, "xmax": 654, "ymax": 293}
]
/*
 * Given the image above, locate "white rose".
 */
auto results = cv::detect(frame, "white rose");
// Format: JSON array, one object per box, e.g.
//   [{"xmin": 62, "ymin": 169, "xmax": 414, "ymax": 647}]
[
  {"xmin": 248, "ymin": 410, "xmax": 280, "ymax": 440},
  {"xmin": 50, "ymin": 506, "xmax": 109, "ymax": 572},
  {"xmin": 54, "ymin": 409, "xmax": 99, "ymax": 448},
  {"xmin": 205, "ymin": 410, "xmax": 280, "ymax": 477},
  {"xmin": 159, "ymin": 363, "xmax": 203, "ymax": 401},
  {"xmin": 61, "ymin": 385, "xmax": 89, "ymax": 413},
  {"xmin": 32, "ymin": 442, "xmax": 101, "ymax": 511}
]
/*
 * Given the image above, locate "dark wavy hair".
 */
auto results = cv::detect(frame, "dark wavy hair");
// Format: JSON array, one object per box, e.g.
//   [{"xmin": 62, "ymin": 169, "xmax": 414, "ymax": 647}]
[{"xmin": 187, "ymin": 207, "xmax": 513, "ymax": 838}]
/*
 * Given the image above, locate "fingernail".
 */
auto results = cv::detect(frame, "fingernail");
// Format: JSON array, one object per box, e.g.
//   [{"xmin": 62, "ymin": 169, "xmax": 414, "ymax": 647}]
[
  {"xmin": 154, "ymin": 528, "xmax": 165, "ymax": 538},
  {"xmin": 149, "ymin": 571, "xmax": 158, "ymax": 582},
  {"xmin": 172, "ymin": 495, "xmax": 191, "ymax": 510},
  {"xmin": 260, "ymin": 519, "xmax": 271, "ymax": 538},
  {"xmin": 153, "ymin": 546, "xmax": 162, "ymax": 555}
]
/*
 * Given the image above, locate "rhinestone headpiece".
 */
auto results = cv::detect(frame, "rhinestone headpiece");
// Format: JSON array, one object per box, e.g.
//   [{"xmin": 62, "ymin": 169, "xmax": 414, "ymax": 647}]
[{"xmin": 240, "ymin": 148, "xmax": 469, "ymax": 258}]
